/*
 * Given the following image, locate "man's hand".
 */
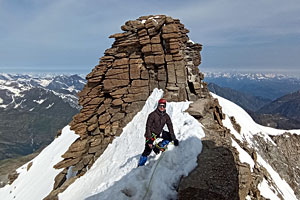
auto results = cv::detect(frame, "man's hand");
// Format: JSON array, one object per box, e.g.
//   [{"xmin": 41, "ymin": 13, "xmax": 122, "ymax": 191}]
[
  {"xmin": 174, "ymin": 139, "xmax": 179, "ymax": 146},
  {"xmin": 146, "ymin": 139, "xmax": 154, "ymax": 149}
]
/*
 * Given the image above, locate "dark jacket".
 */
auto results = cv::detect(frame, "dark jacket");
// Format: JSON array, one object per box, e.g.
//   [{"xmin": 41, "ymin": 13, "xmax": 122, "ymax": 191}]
[{"xmin": 144, "ymin": 108, "xmax": 176, "ymax": 141}]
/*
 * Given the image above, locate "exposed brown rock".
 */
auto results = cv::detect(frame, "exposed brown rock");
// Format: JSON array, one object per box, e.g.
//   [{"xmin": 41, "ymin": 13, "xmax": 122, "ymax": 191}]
[
  {"xmin": 112, "ymin": 99, "xmax": 123, "ymax": 106},
  {"xmin": 144, "ymin": 55, "xmax": 155, "ymax": 64},
  {"xmin": 98, "ymin": 113, "xmax": 111, "ymax": 124},
  {"xmin": 110, "ymin": 113, "xmax": 125, "ymax": 123},
  {"xmin": 49, "ymin": 14, "xmax": 208, "ymax": 199},
  {"xmin": 54, "ymin": 157, "xmax": 81, "ymax": 169},
  {"xmin": 130, "ymin": 63, "xmax": 142, "ymax": 79},
  {"xmin": 103, "ymin": 79, "xmax": 130, "ymax": 91},
  {"xmin": 8, "ymin": 170, "xmax": 19, "ymax": 185},
  {"xmin": 131, "ymin": 80, "xmax": 149, "ymax": 87},
  {"xmin": 27, "ymin": 162, "xmax": 33, "ymax": 171},
  {"xmin": 154, "ymin": 55, "xmax": 165, "ymax": 65}
]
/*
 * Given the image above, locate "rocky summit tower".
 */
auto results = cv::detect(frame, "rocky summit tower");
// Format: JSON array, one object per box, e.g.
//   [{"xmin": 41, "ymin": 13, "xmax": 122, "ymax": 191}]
[{"xmin": 44, "ymin": 15, "xmax": 214, "ymax": 199}]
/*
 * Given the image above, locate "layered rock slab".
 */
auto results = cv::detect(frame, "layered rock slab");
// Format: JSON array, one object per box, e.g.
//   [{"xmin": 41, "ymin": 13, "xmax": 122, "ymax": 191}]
[{"xmin": 45, "ymin": 14, "xmax": 207, "ymax": 199}]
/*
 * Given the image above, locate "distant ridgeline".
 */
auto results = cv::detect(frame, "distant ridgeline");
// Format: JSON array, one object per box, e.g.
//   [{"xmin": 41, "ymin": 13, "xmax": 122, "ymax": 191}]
[{"xmin": 0, "ymin": 74, "xmax": 85, "ymax": 160}]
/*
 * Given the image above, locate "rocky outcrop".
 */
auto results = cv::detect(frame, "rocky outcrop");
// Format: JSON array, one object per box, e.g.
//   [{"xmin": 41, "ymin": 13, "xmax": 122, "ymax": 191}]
[
  {"xmin": 44, "ymin": 14, "xmax": 299, "ymax": 200},
  {"xmin": 7, "ymin": 170, "xmax": 19, "ymax": 185},
  {"xmin": 253, "ymin": 132, "xmax": 300, "ymax": 199},
  {"xmin": 178, "ymin": 140, "xmax": 240, "ymax": 200},
  {"xmin": 182, "ymin": 96, "xmax": 300, "ymax": 199},
  {"xmin": 182, "ymin": 100, "xmax": 266, "ymax": 200},
  {"xmin": 45, "ymin": 15, "xmax": 208, "ymax": 199}
]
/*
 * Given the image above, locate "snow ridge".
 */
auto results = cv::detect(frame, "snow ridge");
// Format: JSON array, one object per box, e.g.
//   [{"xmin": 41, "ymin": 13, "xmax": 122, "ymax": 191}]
[{"xmin": 59, "ymin": 88, "xmax": 205, "ymax": 200}]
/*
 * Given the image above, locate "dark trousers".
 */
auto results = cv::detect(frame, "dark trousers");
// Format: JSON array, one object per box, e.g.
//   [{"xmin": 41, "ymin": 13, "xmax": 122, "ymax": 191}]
[{"xmin": 142, "ymin": 131, "xmax": 172, "ymax": 157}]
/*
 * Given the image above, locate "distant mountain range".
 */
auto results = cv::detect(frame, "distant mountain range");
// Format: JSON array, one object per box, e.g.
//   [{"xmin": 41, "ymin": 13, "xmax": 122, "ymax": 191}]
[
  {"xmin": 204, "ymin": 72, "xmax": 300, "ymax": 100},
  {"xmin": 257, "ymin": 90, "xmax": 300, "ymax": 120},
  {"xmin": 0, "ymin": 74, "xmax": 86, "ymax": 161},
  {"xmin": 0, "ymin": 74, "xmax": 85, "ymax": 110},
  {"xmin": 207, "ymin": 75, "xmax": 300, "ymax": 130},
  {"xmin": 208, "ymin": 83, "xmax": 271, "ymax": 112}
]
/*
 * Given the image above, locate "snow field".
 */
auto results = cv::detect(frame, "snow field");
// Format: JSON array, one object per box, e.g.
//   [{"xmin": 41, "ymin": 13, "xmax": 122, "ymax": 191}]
[
  {"xmin": 59, "ymin": 88, "xmax": 205, "ymax": 200},
  {"xmin": 0, "ymin": 126, "xmax": 79, "ymax": 200}
]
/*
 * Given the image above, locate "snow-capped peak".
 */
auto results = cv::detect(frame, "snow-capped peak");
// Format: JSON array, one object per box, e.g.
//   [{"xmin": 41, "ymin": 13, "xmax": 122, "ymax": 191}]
[
  {"xmin": 0, "ymin": 73, "xmax": 86, "ymax": 110},
  {"xmin": 203, "ymin": 71, "xmax": 300, "ymax": 80}
]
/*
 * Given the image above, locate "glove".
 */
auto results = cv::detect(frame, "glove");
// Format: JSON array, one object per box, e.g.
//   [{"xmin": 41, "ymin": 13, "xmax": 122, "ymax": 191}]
[
  {"xmin": 146, "ymin": 137, "xmax": 154, "ymax": 145},
  {"xmin": 174, "ymin": 139, "xmax": 179, "ymax": 146},
  {"xmin": 146, "ymin": 137, "xmax": 154, "ymax": 148}
]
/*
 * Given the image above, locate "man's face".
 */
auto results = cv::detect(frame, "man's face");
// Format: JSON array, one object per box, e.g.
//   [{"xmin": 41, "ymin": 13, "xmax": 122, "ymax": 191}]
[{"xmin": 158, "ymin": 104, "xmax": 166, "ymax": 112}]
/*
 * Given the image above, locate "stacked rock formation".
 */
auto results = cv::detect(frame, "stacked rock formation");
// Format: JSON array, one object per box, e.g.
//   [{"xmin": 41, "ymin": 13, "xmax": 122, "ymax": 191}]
[
  {"xmin": 45, "ymin": 15, "xmax": 209, "ymax": 199},
  {"xmin": 39, "ymin": 14, "xmax": 298, "ymax": 200}
]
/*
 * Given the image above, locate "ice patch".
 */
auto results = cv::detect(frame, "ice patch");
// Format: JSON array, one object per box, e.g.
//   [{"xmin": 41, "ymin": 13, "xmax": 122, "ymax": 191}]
[
  {"xmin": 33, "ymin": 99, "xmax": 46, "ymax": 104},
  {"xmin": 46, "ymin": 103, "xmax": 54, "ymax": 109},
  {"xmin": 38, "ymin": 79, "xmax": 52, "ymax": 87},
  {"xmin": 67, "ymin": 85, "xmax": 75, "ymax": 92},
  {"xmin": 14, "ymin": 99, "xmax": 25, "ymax": 109}
]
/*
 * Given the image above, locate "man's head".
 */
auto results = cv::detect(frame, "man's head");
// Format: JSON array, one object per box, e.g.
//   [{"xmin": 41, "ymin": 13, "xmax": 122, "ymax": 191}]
[{"xmin": 158, "ymin": 98, "xmax": 166, "ymax": 112}]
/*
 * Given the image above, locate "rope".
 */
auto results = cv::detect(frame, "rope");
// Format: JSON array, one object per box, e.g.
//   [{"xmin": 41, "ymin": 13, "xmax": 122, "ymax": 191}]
[
  {"xmin": 142, "ymin": 152, "xmax": 166, "ymax": 200},
  {"xmin": 142, "ymin": 133, "xmax": 174, "ymax": 199}
]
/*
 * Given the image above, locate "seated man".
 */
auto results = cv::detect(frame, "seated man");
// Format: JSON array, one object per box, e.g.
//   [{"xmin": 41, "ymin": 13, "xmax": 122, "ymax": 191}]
[{"xmin": 138, "ymin": 98, "xmax": 179, "ymax": 167}]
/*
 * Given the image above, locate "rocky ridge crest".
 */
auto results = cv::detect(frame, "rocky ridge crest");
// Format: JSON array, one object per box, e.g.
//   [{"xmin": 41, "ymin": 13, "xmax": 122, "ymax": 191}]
[
  {"xmin": 44, "ymin": 15, "xmax": 209, "ymax": 199},
  {"xmin": 42, "ymin": 15, "xmax": 299, "ymax": 200}
]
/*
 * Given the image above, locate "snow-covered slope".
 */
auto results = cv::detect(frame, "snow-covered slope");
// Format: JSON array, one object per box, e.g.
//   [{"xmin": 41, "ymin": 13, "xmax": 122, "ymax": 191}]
[
  {"xmin": 59, "ymin": 89, "xmax": 204, "ymax": 200},
  {"xmin": 0, "ymin": 126, "xmax": 79, "ymax": 200},
  {"xmin": 0, "ymin": 89, "xmax": 205, "ymax": 200},
  {"xmin": 212, "ymin": 93, "xmax": 300, "ymax": 200}
]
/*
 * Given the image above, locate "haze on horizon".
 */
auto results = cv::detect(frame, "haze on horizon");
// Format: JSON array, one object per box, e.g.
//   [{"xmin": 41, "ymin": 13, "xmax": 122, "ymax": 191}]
[{"xmin": 0, "ymin": 0, "xmax": 299, "ymax": 74}]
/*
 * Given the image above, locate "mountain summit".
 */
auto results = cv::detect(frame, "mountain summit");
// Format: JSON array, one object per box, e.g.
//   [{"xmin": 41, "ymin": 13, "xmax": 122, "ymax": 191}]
[
  {"xmin": 50, "ymin": 14, "xmax": 209, "ymax": 199},
  {"xmin": 1, "ymin": 15, "xmax": 300, "ymax": 200}
]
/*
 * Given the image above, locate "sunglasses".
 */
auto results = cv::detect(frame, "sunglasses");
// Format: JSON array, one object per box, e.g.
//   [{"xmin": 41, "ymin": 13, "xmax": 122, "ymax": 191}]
[{"xmin": 158, "ymin": 104, "xmax": 166, "ymax": 108}]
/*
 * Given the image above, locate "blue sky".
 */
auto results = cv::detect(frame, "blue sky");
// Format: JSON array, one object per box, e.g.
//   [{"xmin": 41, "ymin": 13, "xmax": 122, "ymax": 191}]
[{"xmin": 0, "ymin": 0, "xmax": 300, "ymax": 74}]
